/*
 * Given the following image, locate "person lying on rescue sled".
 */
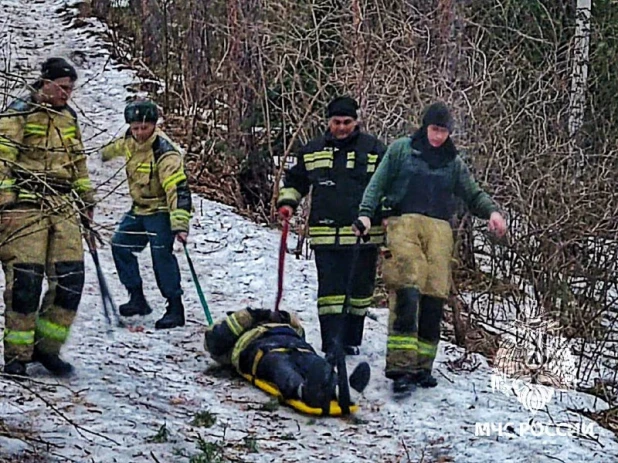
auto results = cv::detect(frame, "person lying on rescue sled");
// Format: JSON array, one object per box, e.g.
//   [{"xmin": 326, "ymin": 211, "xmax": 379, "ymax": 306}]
[
  {"xmin": 355, "ymin": 102, "xmax": 507, "ymax": 395},
  {"xmin": 204, "ymin": 308, "xmax": 371, "ymax": 414}
]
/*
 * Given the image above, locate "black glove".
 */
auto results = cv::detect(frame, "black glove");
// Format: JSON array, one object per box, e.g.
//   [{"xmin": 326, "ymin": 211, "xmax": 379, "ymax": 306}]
[
  {"xmin": 352, "ymin": 219, "xmax": 370, "ymax": 243},
  {"xmin": 352, "ymin": 218, "xmax": 366, "ymax": 234}
]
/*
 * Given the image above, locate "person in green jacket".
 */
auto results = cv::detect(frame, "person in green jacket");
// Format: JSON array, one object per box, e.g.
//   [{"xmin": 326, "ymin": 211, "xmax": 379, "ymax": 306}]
[{"xmin": 354, "ymin": 102, "xmax": 507, "ymax": 394}]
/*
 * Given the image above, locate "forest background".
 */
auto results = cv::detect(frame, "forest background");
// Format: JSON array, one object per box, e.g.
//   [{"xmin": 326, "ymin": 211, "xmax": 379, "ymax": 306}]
[{"xmin": 83, "ymin": 0, "xmax": 618, "ymax": 427}]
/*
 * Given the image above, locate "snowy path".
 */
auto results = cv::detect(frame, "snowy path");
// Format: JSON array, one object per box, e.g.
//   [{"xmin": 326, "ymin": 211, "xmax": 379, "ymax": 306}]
[{"xmin": 1, "ymin": 1, "xmax": 617, "ymax": 462}]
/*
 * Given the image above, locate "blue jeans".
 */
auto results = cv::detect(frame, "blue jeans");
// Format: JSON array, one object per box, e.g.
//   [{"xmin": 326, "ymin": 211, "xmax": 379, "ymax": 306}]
[{"xmin": 111, "ymin": 211, "xmax": 182, "ymax": 299}]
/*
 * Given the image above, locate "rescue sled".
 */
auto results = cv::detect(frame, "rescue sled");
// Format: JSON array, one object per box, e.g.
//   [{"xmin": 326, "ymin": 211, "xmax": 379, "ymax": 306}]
[{"xmin": 241, "ymin": 373, "xmax": 359, "ymax": 416}]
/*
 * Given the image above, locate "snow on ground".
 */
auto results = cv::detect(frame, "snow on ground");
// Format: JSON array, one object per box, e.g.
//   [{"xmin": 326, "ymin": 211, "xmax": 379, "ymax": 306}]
[{"xmin": 1, "ymin": 1, "xmax": 618, "ymax": 462}]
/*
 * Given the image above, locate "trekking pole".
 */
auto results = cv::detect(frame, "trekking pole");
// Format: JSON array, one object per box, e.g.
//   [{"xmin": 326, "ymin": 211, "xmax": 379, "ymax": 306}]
[
  {"xmin": 85, "ymin": 228, "xmax": 124, "ymax": 330},
  {"xmin": 183, "ymin": 243, "xmax": 213, "ymax": 326},
  {"xmin": 335, "ymin": 221, "xmax": 370, "ymax": 416},
  {"xmin": 275, "ymin": 216, "xmax": 289, "ymax": 314}
]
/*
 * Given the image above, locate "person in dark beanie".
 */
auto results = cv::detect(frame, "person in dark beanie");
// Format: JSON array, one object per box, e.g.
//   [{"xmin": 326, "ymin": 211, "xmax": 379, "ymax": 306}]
[
  {"xmin": 0, "ymin": 57, "xmax": 95, "ymax": 377},
  {"xmin": 277, "ymin": 96, "xmax": 387, "ymax": 357},
  {"xmin": 422, "ymin": 101, "xmax": 454, "ymax": 133},
  {"xmin": 326, "ymin": 96, "xmax": 359, "ymax": 120},
  {"xmin": 101, "ymin": 100, "xmax": 192, "ymax": 330},
  {"xmin": 39, "ymin": 57, "xmax": 78, "ymax": 83},
  {"xmin": 355, "ymin": 101, "xmax": 507, "ymax": 395}
]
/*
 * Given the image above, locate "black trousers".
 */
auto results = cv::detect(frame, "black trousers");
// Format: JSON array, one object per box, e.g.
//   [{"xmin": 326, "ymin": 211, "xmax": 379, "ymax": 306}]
[{"xmin": 314, "ymin": 246, "xmax": 378, "ymax": 353}]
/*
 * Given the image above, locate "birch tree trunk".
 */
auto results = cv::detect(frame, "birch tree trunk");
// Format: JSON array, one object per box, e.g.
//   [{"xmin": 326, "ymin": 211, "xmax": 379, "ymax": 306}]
[{"xmin": 568, "ymin": 0, "xmax": 592, "ymax": 146}]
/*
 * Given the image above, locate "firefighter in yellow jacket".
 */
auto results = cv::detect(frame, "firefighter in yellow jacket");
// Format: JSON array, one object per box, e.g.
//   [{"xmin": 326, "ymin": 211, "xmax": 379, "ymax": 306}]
[
  {"xmin": 0, "ymin": 57, "xmax": 95, "ymax": 377},
  {"xmin": 101, "ymin": 100, "xmax": 192, "ymax": 329}
]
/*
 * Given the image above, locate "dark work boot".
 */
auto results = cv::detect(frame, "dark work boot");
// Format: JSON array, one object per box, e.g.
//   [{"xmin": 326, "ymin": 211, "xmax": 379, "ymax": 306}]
[
  {"xmin": 33, "ymin": 350, "xmax": 74, "ymax": 377},
  {"xmin": 119, "ymin": 286, "xmax": 152, "ymax": 317},
  {"xmin": 392, "ymin": 374, "xmax": 417, "ymax": 396},
  {"xmin": 3, "ymin": 359, "xmax": 28, "ymax": 377},
  {"xmin": 343, "ymin": 313, "xmax": 366, "ymax": 353},
  {"xmin": 344, "ymin": 346, "xmax": 360, "ymax": 356},
  {"xmin": 349, "ymin": 361, "xmax": 371, "ymax": 393},
  {"xmin": 412, "ymin": 369, "xmax": 438, "ymax": 388},
  {"xmin": 155, "ymin": 297, "xmax": 185, "ymax": 330}
]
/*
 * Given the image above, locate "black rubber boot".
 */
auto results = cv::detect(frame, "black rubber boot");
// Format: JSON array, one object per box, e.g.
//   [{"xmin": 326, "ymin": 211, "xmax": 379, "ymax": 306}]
[
  {"xmin": 344, "ymin": 346, "xmax": 360, "ymax": 356},
  {"xmin": 413, "ymin": 369, "xmax": 438, "ymax": 388},
  {"xmin": 33, "ymin": 350, "xmax": 74, "ymax": 377},
  {"xmin": 3, "ymin": 359, "xmax": 28, "ymax": 377},
  {"xmin": 392, "ymin": 374, "xmax": 417, "ymax": 396},
  {"xmin": 155, "ymin": 297, "xmax": 185, "ymax": 330},
  {"xmin": 343, "ymin": 313, "xmax": 366, "ymax": 352},
  {"xmin": 393, "ymin": 288, "xmax": 420, "ymax": 333},
  {"xmin": 302, "ymin": 361, "xmax": 336, "ymax": 410},
  {"xmin": 349, "ymin": 361, "xmax": 371, "ymax": 393},
  {"xmin": 119, "ymin": 286, "xmax": 152, "ymax": 317}
]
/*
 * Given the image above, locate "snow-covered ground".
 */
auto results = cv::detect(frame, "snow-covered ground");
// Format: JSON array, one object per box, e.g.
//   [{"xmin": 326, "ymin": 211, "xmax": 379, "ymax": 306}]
[{"xmin": 1, "ymin": 1, "xmax": 617, "ymax": 461}]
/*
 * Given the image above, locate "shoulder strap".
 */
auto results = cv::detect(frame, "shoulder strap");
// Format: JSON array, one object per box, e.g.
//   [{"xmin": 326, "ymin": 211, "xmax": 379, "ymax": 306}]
[{"xmin": 152, "ymin": 134, "xmax": 179, "ymax": 163}]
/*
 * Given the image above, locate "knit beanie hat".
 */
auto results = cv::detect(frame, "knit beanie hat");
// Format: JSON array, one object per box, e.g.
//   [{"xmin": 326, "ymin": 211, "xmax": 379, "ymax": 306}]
[
  {"xmin": 422, "ymin": 102, "xmax": 454, "ymax": 132},
  {"xmin": 326, "ymin": 96, "xmax": 359, "ymax": 119},
  {"xmin": 40, "ymin": 57, "xmax": 78, "ymax": 81}
]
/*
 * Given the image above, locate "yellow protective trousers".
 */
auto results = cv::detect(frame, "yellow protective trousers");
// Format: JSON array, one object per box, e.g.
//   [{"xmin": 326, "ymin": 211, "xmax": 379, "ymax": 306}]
[
  {"xmin": 382, "ymin": 214, "xmax": 453, "ymax": 377},
  {"xmin": 1, "ymin": 202, "xmax": 84, "ymax": 363}
]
